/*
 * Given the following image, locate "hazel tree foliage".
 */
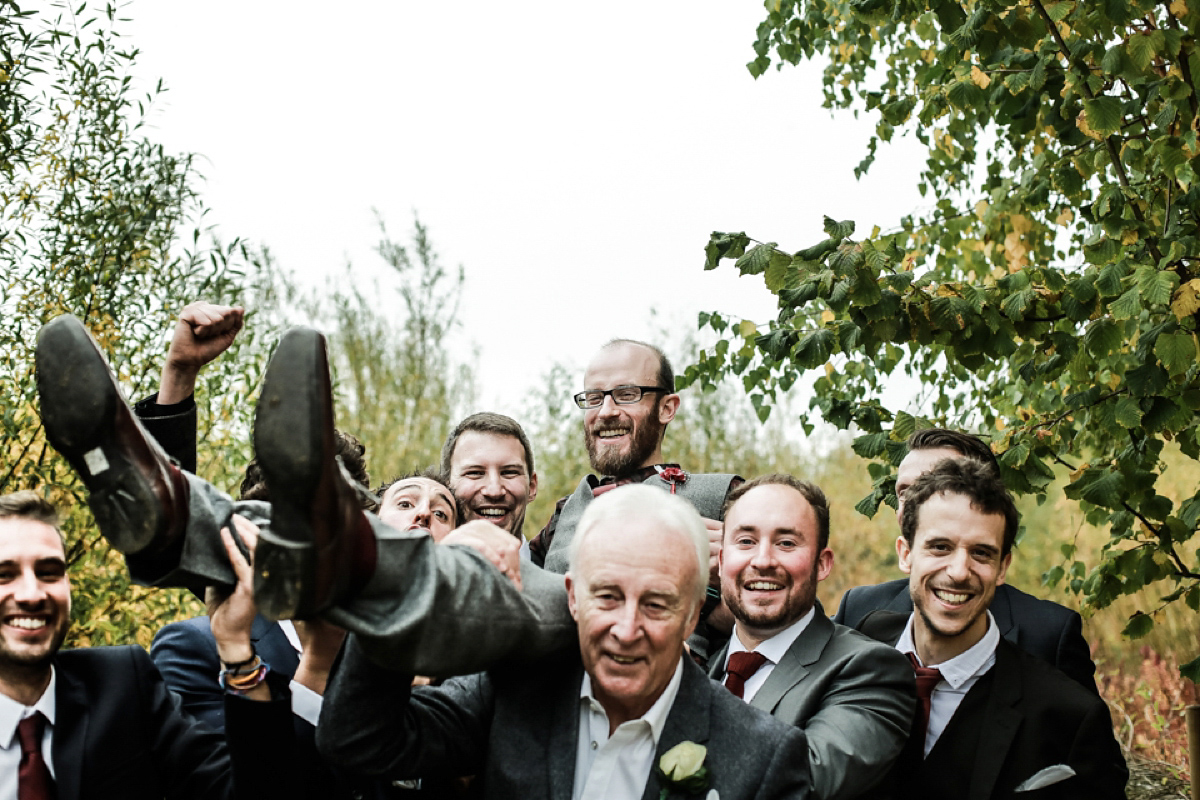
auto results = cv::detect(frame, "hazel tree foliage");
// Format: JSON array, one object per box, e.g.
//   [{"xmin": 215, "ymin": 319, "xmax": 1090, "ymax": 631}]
[
  {"xmin": 685, "ymin": 0, "xmax": 1200, "ymax": 676},
  {"xmin": 1, "ymin": 1, "xmax": 276, "ymax": 646}
]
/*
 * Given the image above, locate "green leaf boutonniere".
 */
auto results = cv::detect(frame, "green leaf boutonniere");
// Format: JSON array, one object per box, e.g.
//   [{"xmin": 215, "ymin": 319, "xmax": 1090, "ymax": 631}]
[{"xmin": 656, "ymin": 741, "xmax": 711, "ymax": 799}]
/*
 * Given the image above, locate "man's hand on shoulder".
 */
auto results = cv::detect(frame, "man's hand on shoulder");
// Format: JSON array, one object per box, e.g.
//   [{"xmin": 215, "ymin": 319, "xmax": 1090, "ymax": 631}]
[{"xmin": 159, "ymin": 301, "xmax": 246, "ymax": 404}]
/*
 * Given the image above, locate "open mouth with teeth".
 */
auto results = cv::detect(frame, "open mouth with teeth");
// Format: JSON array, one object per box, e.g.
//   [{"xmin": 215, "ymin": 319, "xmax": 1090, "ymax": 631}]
[
  {"xmin": 475, "ymin": 508, "xmax": 510, "ymax": 519},
  {"xmin": 6, "ymin": 617, "xmax": 48, "ymax": 631},
  {"xmin": 606, "ymin": 653, "xmax": 641, "ymax": 666},
  {"xmin": 744, "ymin": 580, "xmax": 784, "ymax": 592},
  {"xmin": 595, "ymin": 428, "xmax": 630, "ymax": 440},
  {"xmin": 931, "ymin": 587, "xmax": 973, "ymax": 606}
]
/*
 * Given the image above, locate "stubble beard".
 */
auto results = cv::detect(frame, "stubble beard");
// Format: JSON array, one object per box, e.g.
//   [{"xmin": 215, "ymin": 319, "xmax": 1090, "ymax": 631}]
[{"xmin": 727, "ymin": 562, "xmax": 819, "ymax": 636}]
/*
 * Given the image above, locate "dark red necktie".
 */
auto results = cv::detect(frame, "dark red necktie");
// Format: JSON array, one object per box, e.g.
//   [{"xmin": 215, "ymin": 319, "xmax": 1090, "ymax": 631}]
[
  {"xmin": 17, "ymin": 712, "xmax": 55, "ymax": 800},
  {"xmin": 906, "ymin": 652, "xmax": 943, "ymax": 752},
  {"xmin": 723, "ymin": 651, "xmax": 769, "ymax": 699}
]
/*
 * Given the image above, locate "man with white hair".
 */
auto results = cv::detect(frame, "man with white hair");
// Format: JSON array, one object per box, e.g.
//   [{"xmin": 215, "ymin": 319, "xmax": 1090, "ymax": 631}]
[{"xmin": 316, "ymin": 485, "xmax": 811, "ymax": 800}]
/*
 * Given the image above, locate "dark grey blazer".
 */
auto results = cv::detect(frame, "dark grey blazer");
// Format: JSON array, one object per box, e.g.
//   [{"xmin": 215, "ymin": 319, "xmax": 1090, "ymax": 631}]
[
  {"xmin": 833, "ymin": 578, "xmax": 1097, "ymax": 693},
  {"xmin": 708, "ymin": 604, "xmax": 915, "ymax": 800},
  {"xmin": 317, "ymin": 636, "xmax": 812, "ymax": 800}
]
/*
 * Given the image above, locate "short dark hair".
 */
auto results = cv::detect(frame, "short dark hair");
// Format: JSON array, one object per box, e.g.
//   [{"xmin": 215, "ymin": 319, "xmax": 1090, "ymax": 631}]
[
  {"xmin": 441, "ymin": 412, "xmax": 535, "ymax": 475},
  {"xmin": 0, "ymin": 490, "xmax": 61, "ymax": 529},
  {"xmin": 376, "ymin": 467, "xmax": 463, "ymax": 527},
  {"xmin": 906, "ymin": 428, "xmax": 1000, "ymax": 474},
  {"xmin": 602, "ymin": 339, "xmax": 675, "ymax": 393},
  {"xmin": 240, "ymin": 429, "xmax": 371, "ymax": 504},
  {"xmin": 723, "ymin": 473, "xmax": 831, "ymax": 551},
  {"xmin": 900, "ymin": 458, "xmax": 1019, "ymax": 556}
]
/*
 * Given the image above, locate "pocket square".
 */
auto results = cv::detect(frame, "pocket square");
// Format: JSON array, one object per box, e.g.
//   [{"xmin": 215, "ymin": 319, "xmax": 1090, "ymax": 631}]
[
  {"xmin": 1015, "ymin": 764, "xmax": 1076, "ymax": 791},
  {"xmin": 706, "ymin": 791, "xmax": 720, "ymax": 800}
]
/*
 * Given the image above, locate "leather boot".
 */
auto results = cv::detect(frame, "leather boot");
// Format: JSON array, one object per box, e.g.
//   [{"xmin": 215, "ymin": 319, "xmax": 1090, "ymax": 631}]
[
  {"xmin": 252, "ymin": 326, "xmax": 376, "ymax": 620},
  {"xmin": 35, "ymin": 315, "xmax": 189, "ymax": 556}
]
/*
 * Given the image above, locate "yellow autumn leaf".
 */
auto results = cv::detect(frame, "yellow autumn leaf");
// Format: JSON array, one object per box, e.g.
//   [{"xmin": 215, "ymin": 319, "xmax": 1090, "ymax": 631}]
[
  {"xmin": 1169, "ymin": 0, "xmax": 1187, "ymax": 16},
  {"xmin": 975, "ymin": 199, "xmax": 990, "ymax": 219},
  {"xmin": 820, "ymin": 309, "xmax": 835, "ymax": 324},
  {"xmin": 1010, "ymin": 214, "xmax": 1032, "ymax": 235},
  {"xmin": 1055, "ymin": 208, "xmax": 1075, "ymax": 226},
  {"xmin": 1170, "ymin": 279, "xmax": 1200, "ymax": 319},
  {"xmin": 1121, "ymin": 229, "xmax": 1139, "ymax": 245},
  {"xmin": 970, "ymin": 65, "xmax": 992, "ymax": 89},
  {"xmin": 738, "ymin": 319, "xmax": 758, "ymax": 338},
  {"xmin": 1077, "ymin": 109, "xmax": 1103, "ymax": 141}
]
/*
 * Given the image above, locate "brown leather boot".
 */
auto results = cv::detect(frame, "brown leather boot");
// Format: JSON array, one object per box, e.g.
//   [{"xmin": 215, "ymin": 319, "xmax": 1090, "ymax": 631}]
[
  {"xmin": 35, "ymin": 315, "xmax": 189, "ymax": 556},
  {"xmin": 252, "ymin": 326, "xmax": 376, "ymax": 620}
]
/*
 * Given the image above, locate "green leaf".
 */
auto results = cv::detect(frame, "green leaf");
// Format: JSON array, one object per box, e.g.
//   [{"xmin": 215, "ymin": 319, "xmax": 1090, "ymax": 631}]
[
  {"xmin": 852, "ymin": 431, "xmax": 888, "ymax": 458},
  {"xmin": 1122, "ymin": 611, "xmax": 1153, "ymax": 639},
  {"xmin": 1083, "ymin": 318, "xmax": 1122, "ymax": 357},
  {"xmin": 823, "ymin": 216, "xmax": 855, "ymax": 239},
  {"xmin": 1113, "ymin": 396, "xmax": 1144, "ymax": 428},
  {"xmin": 734, "ymin": 243, "xmax": 778, "ymax": 276},
  {"xmin": 1136, "ymin": 266, "xmax": 1178, "ymax": 307},
  {"xmin": 1182, "ymin": 655, "xmax": 1200, "ymax": 683},
  {"xmin": 893, "ymin": 410, "xmax": 916, "ymax": 440},
  {"xmin": 1082, "ymin": 96, "xmax": 1123, "ymax": 137},
  {"xmin": 764, "ymin": 250, "xmax": 795, "ymax": 292},
  {"xmin": 795, "ymin": 238, "xmax": 840, "ymax": 261},
  {"xmin": 1154, "ymin": 332, "xmax": 1195, "ymax": 376},
  {"xmin": 1108, "ymin": 286, "xmax": 1141, "ymax": 320},
  {"xmin": 1127, "ymin": 33, "xmax": 1155, "ymax": 72},
  {"xmin": 704, "ymin": 232, "xmax": 750, "ymax": 270}
]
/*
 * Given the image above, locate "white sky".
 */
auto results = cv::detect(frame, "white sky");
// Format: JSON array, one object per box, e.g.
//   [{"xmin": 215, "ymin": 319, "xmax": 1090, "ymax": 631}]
[{"xmin": 123, "ymin": 2, "xmax": 927, "ymax": 417}]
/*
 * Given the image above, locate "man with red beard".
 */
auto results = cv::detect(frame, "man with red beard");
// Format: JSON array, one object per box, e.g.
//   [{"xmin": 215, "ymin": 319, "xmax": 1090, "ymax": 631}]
[
  {"xmin": 708, "ymin": 475, "xmax": 915, "ymax": 800},
  {"xmin": 527, "ymin": 340, "xmax": 740, "ymax": 661}
]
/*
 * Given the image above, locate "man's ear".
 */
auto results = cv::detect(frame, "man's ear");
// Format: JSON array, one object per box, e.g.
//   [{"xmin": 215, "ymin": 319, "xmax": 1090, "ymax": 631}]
[
  {"xmin": 996, "ymin": 552, "xmax": 1012, "ymax": 587},
  {"xmin": 816, "ymin": 548, "xmax": 834, "ymax": 583},
  {"xmin": 896, "ymin": 535, "xmax": 913, "ymax": 574},
  {"xmin": 657, "ymin": 393, "xmax": 680, "ymax": 425},
  {"xmin": 565, "ymin": 573, "xmax": 579, "ymax": 621},
  {"xmin": 527, "ymin": 471, "xmax": 538, "ymax": 502}
]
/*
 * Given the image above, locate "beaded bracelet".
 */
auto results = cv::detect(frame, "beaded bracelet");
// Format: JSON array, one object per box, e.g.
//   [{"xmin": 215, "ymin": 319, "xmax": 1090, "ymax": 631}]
[{"xmin": 220, "ymin": 661, "xmax": 272, "ymax": 695}]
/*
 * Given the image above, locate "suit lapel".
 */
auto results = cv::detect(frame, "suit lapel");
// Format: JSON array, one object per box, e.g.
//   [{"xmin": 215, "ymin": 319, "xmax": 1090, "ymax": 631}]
[
  {"xmin": 253, "ymin": 616, "xmax": 301, "ymax": 677},
  {"xmin": 749, "ymin": 612, "xmax": 831, "ymax": 713},
  {"xmin": 966, "ymin": 641, "xmax": 1023, "ymax": 800},
  {"xmin": 990, "ymin": 585, "xmax": 1018, "ymax": 644},
  {"xmin": 51, "ymin": 660, "xmax": 88, "ymax": 800},
  {"xmin": 639, "ymin": 659, "xmax": 712, "ymax": 800},
  {"xmin": 885, "ymin": 583, "xmax": 912, "ymax": 613},
  {"xmin": 548, "ymin": 661, "xmax": 585, "ymax": 800}
]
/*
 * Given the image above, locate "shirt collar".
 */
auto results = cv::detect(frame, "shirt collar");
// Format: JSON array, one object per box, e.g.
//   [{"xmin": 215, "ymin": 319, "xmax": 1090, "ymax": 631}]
[
  {"xmin": 0, "ymin": 667, "xmax": 56, "ymax": 750},
  {"xmin": 594, "ymin": 464, "xmax": 680, "ymax": 488},
  {"xmin": 727, "ymin": 605, "xmax": 816, "ymax": 667},
  {"xmin": 579, "ymin": 654, "xmax": 686, "ymax": 743},
  {"xmin": 896, "ymin": 611, "xmax": 1000, "ymax": 688}
]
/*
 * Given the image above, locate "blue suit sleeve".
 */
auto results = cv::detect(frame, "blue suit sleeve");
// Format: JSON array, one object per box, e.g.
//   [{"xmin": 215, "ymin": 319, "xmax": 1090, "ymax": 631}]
[{"xmin": 151, "ymin": 617, "xmax": 227, "ymax": 732}]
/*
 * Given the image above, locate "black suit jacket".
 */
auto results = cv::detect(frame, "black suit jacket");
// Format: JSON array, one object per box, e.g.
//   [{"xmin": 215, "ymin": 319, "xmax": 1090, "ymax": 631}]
[
  {"xmin": 317, "ymin": 637, "xmax": 812, "ymax": 800},
  {"xmin": 50, "ymin": 645, "xmax": 296, "ymax": 800},
  {"xmin": 857, "ymin": 611, "xmax": 1126, "ymax": 800},
  {"xmin": 834, "ymin": 578, "xmax": 1097, "ymax": 692}
]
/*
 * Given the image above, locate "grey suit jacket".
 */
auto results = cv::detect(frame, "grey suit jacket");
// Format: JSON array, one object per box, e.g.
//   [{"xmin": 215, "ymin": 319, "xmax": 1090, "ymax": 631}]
[
  {"xmin": 709, "ymin": 605, "xmax": 915, "ymax": 800},
  {"xmin": 318, "ymin": 636, "xmax": 811, "ymax": 800},
  {"xmin": 833, "ymin": 579, "xmax": 1097, "ymax": 693}
]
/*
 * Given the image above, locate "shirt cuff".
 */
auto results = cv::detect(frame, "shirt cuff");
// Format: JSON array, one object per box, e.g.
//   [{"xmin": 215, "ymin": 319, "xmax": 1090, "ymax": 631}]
[
  {"xmin": 289, "ymin": 680, "xmax": 324, "ymax": 726},
  {"xmin": 133, "ymin": 391, "xmax": 196, "ymax": 418}
]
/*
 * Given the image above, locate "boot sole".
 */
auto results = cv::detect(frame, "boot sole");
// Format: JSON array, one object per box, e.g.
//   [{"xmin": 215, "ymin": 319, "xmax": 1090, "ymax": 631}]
[
  {"xmin": 35, "ymin": 316, "xmax": 163, "ymax": 553},
  {"xmin": 253, "ymin": 327, "xmax": 328, "ymax": 619}
]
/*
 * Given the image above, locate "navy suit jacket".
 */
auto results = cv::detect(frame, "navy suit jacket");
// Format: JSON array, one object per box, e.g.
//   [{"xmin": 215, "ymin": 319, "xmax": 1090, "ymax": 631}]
[
  {"xmin": 834, "ymin": 578, "xmax": 1097, "ymax": 693},
  {"xmin": 856, "ymin": 611, "xmax": 1125, "ymax": 800},
  {"xmin": 318, "ymin": 637, "xmax": 812, "ymax": 800},
  {"xmin": 49, "ymin": 646, "xmax": 296, "ymax": 800}
]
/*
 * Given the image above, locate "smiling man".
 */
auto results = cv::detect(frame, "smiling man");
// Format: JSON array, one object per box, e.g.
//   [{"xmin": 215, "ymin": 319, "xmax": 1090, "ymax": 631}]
[
  {"xmin": 833, "ymin": 428, "xmax": 1098, "ymax": 692},
  {"xmin": 441, "ymin": 413, "xmax": 538, "ymax": 538},
  {"xmin": 856, "ymin": 459, "xmax": 1126, "ymax": 800},
  {"xmin": 317, "ymin": 485, "xmax": 812, "ymax": 800},
  {"xmin": 709, "ymin": 475, "xmax": 914, "ymax": 800},
  {"xmin": 0, "ymin": 490, "xmax": 297, "ymax": 799}
]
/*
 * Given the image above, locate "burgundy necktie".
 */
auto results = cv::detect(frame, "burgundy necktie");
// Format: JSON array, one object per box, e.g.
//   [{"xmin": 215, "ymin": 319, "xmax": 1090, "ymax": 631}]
[
  {"xmin": 723, "ymin": 651, "xmax": 769, "ymax": 699},
  {"xmin": 17, "ymin": 712, "xmax": 54, "ymax": 800},
  {"xmin": 906, "ymin": 652, "xmax": 943, "ymax": 752}
]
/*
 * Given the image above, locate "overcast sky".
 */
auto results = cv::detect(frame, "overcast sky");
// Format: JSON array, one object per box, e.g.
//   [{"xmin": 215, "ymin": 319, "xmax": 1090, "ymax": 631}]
[{"xmin": 122, "ymin": 2, "xmax": 926, "ymax": 418}]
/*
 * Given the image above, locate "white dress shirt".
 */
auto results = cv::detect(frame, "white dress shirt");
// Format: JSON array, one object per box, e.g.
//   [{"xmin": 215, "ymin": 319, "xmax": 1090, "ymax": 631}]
[
  {"xmin": 572, "ymin": 656, "xmax": 685, "ymax": 800},
  {"xmin": 277, "ymin": 620, "xmax": 324, "ymax": 725},
  {"xmin": 0, "ymin": 670, "xmax": 57, "ymax": 800},
  {"xmin": 895, "ymin": 611, "xmax": 1000, "ymax": 756},
  {"xmin": 723, "ymin": 606, "xmax": 816, "ymax": 703}
]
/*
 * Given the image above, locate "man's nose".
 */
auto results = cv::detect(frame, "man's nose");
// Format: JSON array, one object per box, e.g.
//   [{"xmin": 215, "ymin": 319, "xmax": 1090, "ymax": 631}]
[
  {"xmin": 945, "ymin": 548, "xmax": 971, "ymax": 581},
  {"xmin": 610, "ymin": 602, "xmax": 642, "ymax": 642},
  {"xmin": 482, "ymin": 472, "xmax": 504, "ymax": 498},
  {"xmin": 749, "ymin": 539, "xmax": 777, "ymax": 569},
  {"xmin": 596, "ymin": 393, "xmax": 621, "ymax": 418},
  {"xmin": 411, "ymin": 501, "xmax": 431, "ymax": 527},
  {"xmin": 13, "ymin": 571, "xmax": 46, "ymax": 604}
]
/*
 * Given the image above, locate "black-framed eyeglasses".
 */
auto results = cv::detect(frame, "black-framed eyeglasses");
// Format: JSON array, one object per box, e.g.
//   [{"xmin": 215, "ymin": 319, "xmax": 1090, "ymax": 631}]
[{"xmin": 572, "ymin": 385, "xmax": 669, "ymax": 409}]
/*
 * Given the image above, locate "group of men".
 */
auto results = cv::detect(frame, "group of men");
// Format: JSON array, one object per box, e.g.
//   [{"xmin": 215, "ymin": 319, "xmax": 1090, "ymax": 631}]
[{"xmin": 0, "ymin": 302, "xmax": 1128, "ymax": 799}]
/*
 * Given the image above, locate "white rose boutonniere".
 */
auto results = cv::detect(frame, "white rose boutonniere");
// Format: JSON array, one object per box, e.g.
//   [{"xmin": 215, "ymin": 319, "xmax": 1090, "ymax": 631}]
[{"xmin": 656, "ymin": 741, "xmax": 711, "ymax": 799}]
